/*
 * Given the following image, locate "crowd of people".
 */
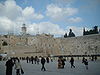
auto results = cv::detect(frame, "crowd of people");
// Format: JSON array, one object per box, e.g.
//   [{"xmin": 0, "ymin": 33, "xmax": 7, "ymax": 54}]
[
  {"xmin": 5, "ymin": 57, "xmax": 24, "ymax": 75},
  {"xmin": 5, "ymin": 56, "xmax": 52, "ymax": 75},
  {"xmin": 5, "ymin": 56, "xmax": 98, "ymax": 75}
]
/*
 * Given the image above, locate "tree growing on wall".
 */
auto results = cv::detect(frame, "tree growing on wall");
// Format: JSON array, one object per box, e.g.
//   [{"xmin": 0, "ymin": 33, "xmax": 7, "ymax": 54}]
[
  {"xmin": 64, "ymin": 33, "xmax": 67, "ymax": 38},
  {"xmin": 83, "ymin": 26, "xmax": 99, "ymax": 35},
  {"xmin": 68, "ymin": 29, "xmax": 75, "ymax": 37},
  {"xmin": 2, "ymin": 41, "xmax": 8, "ymax": 46},
  {"xmin": 64, "ymin": 29, "xmax": 75, "ymax": 38}
]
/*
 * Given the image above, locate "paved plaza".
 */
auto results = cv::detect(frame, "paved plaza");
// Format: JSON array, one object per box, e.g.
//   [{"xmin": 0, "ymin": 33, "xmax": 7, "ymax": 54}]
[{"xmin": 0, "ymin": 59, "xmax": 100, "ymax": 75}]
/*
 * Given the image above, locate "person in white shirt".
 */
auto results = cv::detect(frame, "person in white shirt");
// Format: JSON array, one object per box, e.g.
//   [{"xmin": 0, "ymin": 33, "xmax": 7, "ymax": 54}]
[{"xmin": 15, "ymin": 58, "xmax": 22, "ymax": 75}]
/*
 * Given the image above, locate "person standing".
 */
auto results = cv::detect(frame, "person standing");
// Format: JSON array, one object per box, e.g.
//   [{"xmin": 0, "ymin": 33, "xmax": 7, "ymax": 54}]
[
  {"xmin": 31, "ymin": 56, "xmax": 34, "ymax": 64},
  {"xmin": 46, "ymin": 57, "xmax": 49, "ymax": 63},
  {"xmin": 58, "ymin": 57, "xmax": 62, "ymax": 69},
  {"xmin": 70, "ymin": 57, "xmax": 75, "ymax": 68},
  {"xmin": 26, "ymin": 56, "xmax": 29, "ymax": 63},
  {"xmin": 5, "ymin": 58, "xmax": 14, "ymax": 75},
  {"xmin": 41, "ymin": 57, "xmax": 46, "ymax": 71},
  {"xmin": 15, "ymin": 58, "xmax": 22, "ymax": 75},
  {"xmin": 82, "ymin": 57, "xmax": 85, "ymax": 63},
  {"xmin": 34, "ymin": 56, "xmax": 37, "ymax": 64},
  {"xmin": 37, "ymin": 57, "xmax": 40, "ymax": 64},
  {"xmin": 84, "ymin": 59, "xmax": 88, "ymax": 70},
  {"xmin": 61, "ymin": 58, "xmax": 65, "ymax": 68}
]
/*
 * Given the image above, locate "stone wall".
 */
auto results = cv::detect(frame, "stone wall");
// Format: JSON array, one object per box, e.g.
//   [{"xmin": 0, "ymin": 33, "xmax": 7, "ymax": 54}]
[
  {"xmin": 59, "ymin": 34, "xmax": 100, "ymax": 55},
  {"xmin": 0, "ymin": 34, "xmax": 100, "ymax": 57}
]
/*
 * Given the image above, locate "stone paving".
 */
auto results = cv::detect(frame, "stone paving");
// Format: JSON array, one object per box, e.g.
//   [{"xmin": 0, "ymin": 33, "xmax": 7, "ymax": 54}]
[{"xmin": 0, "ymin": 60, "xmax": 100, "ymax": 75}]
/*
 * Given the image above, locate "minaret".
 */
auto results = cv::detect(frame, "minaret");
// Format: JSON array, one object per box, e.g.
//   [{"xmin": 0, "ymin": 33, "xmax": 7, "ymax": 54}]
[{"xmin": 21, "ymin": 24, "xmax": 27, "ymax": 35}]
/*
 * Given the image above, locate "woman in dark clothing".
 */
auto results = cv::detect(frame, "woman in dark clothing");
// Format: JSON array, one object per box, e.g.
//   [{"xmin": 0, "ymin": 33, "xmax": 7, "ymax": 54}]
[{"xmin": 5, "ymin": 58, "xmax": 14, "ymax": 75}]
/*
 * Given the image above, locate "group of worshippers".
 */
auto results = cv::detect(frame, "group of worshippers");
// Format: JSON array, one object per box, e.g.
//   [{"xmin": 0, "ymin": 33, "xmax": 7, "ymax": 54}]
[{"xmin": 26, "ymin": 56, "xmax": 50, "ymax": 64}]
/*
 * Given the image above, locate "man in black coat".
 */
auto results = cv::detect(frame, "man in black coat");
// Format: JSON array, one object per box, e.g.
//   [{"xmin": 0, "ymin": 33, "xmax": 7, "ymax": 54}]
[
  {"xmin": 5, "ymin": 58, "xmax": 14, "ymax": 75},
  {"xmin": 41, "ymin": 57, "xmax": 46, "ymax": 71},
  {"xmin": 70, "ymin": 57, "xmax": 75, "ymax": 68}
]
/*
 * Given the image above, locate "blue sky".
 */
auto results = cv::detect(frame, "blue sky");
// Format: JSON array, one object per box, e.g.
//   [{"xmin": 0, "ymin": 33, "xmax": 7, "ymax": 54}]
[{"xmin": 0, "ymin": 0, "xmax": 100, "ymax": 37}]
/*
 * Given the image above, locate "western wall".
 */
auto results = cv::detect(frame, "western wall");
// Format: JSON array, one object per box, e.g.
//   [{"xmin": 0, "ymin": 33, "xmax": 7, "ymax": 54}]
[{"xmin": 0, "ymin": 33, "xmax": 100, "ymax": 57}]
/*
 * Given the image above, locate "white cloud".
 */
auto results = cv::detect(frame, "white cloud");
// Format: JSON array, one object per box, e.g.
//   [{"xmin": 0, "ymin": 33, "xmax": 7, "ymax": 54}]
[
  {"xmin": 39, "ymin": 22, "xmax": 65, "ymax": 35},
  {"xmin": 27, "ymin": 22, "xmax": 65, "ymax": 36},
  {"xmin": 22, "ymin": 7, "xmax": 34, "ymax": 18},
  {"xmin": 0, "ymin": 16, "xmax": 22, "ymax": 34},
  {"xmin": 33, "ymin": 14, "xmax": 44, "ymax": 20},
  {"xmin": 0, "ymin": 17, "xmax": 14, "ymax": 33},
  {"xmin": 68, "ymin": 17, "xmax": 82, "ymax": 23},
  {"xmin": 0, "ymin": 0, "xmax": 22, "ymax": 20},
  {"xmin": 22, "ymin": 7, "xmax": 44, "ymax": 20},
  {"xmin": 0, "ymin": 0, "xmax": 44, "ymax": 34},
  {"xmin": 46, "ymin": 4, "xmax": 78, "ymax": 20},
  {"xmin": 0, "ymin": 0, "xmax": 83, "ymax": 37},
  {"xmin": 0, "ymin": 0, "xmax": 44, "ymax": 21}
]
